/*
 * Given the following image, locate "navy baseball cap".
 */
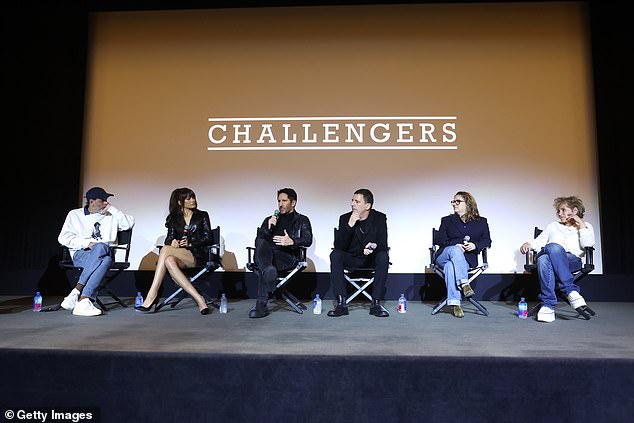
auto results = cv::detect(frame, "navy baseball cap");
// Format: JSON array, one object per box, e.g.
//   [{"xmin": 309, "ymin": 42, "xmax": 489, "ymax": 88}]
[{"xmin": 86, "ymin": 187, "xmax": 114, "ymax": 200}]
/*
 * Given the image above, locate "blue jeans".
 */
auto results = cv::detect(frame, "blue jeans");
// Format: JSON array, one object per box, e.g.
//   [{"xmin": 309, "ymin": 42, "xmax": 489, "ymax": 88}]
[
  {"xmin": 435, "ymin": 246, "xmax": 469, "ymax": 306},
  {"xmin": 73, "ymin": 243, "xmax": 112, "ymax": 300},
  {"xmin": 536, "ymin": 243, "xmax": 582, "ymax": 308}
]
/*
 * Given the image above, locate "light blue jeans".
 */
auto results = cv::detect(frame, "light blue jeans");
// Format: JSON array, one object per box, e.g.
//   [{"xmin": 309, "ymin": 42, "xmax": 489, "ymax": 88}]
[
  {"xmin": 435, "ymin": 246, "xmax": 469, "ymax": 306},
  {"xmin": 73, "ymin": 243, "xmax": 112, "ymax": 300},
  {"xmin": 536, "ymin": 243, "xmax": 582, "ymax": 308}
]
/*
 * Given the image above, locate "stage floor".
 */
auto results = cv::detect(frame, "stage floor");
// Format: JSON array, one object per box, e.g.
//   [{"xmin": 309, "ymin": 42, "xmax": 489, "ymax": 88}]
[{"xmin": 2, "ymin": 296, "xmax": 633, "ymax": 359}]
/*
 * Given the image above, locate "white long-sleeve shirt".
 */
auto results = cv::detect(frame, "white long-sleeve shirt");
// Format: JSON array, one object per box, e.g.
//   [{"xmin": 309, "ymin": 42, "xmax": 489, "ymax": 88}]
[
  {"xmin": 58, "ymin": 205, "xmax": 135, "ymax": 257},
  {"xmin": 530, "ymin": 221, "xmax": 595, "ymax": 257}
]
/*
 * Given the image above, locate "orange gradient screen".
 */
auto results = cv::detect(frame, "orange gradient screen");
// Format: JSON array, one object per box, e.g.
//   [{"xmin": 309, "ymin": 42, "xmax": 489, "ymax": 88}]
[{"xmin": 82, "ymin": 3, "xmax": 601, "ymax": 273}]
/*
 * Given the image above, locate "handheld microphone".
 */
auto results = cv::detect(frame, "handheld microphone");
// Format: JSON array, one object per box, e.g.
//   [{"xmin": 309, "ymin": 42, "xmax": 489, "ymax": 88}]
[
  {"xmin": 182, "ymin": 224, "xmax": 191, "ymax": 240},
  {"xmin": 270, "ymin": 209, "xmax": 280, "ymax": 227},
  {"xmin": 463, "ymin": 235, "xmax": 470, "ymax": 244}
]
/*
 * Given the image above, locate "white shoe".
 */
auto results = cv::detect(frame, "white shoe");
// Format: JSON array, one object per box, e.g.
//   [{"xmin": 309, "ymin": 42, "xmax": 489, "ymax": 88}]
[
  {"xmin": 537, "ymin": 306, "xmax": 555, "ymax": 323},
  {"xmin": 567, "ymin": 291, "xmax": 587, "ymax": 309},
  {"xmin": 72, "ymin": 298, "xmax": 103, "ymax": 316},
  {"xmin": 61, "ymin": 289, "xmax": 80, "ymax": 310}
]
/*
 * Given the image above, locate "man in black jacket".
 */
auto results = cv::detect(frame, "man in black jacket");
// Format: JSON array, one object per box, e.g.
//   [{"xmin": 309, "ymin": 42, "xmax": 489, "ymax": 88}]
[
  {"xmin": 249, "ymin": 188, "xmax": 313, "ymax": 318},
  {"xmin": 328, "ymin": 188, "xmax": 390, "ymax": 317}
]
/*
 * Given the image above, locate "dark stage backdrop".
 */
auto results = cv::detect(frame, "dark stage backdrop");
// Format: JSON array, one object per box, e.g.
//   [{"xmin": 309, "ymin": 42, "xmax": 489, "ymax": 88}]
[{"xmin": 2, "ymin": 1, "xmax": 632, "ymax": 292}]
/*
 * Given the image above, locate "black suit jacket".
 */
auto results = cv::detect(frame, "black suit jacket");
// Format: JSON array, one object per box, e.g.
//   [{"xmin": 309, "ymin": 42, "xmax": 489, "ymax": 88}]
[
  {"xmin": 334, "ymin": 209, "xmax": 388, "ymax": 257},
  {"xmin": 434, "ymin": 213, "xmax": 491, "ymax": 269}
]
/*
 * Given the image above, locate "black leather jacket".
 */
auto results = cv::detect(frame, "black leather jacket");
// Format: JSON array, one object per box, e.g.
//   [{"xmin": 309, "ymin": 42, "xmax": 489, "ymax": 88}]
[
  {"xmin": 165, "ymin": 209, "xmax": 213, "ymax": 266},
  {"xmin": 256, "ymin": 210, "xmax": 313, "ymax": 252}
]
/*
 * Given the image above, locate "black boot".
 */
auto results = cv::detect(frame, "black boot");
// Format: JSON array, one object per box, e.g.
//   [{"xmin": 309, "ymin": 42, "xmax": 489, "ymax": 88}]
[
  {"xmin": 369, "ymin": 299, "xmax": 389, "ymax": 317},
  {"xmin": 327, "ymin": 295, "xmax": 349, "ymax": 317},
  {"xmin": 248, "ymin": 300, "xmax": 270, "ymax": 318}
]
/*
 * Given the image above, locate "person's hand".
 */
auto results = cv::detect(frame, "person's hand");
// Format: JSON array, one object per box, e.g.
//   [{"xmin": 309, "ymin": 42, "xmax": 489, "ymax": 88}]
[
  {"xmin": 273, "ymin": 230, "xmax": 294, "ymax": 246},
  {"xmin": 568, "ymin": 213, "xmax": 586, "ymax": 229},
  {"xmin": 177, "ymin": 238, "xmax": 189, "ymax": 248},
  {"xmin": 99, "ymin": 201, "xmax": 111, "ymax": 214},
  {"xmin": 463, "ymin": 242, "xmax": 476, "ymax": 252},
  {"xmin": 86, "ymin": 242, "xmax": 95, "ymax": 249},
  {"xmin": 268, "ymin": 215, "xmax": 278, "ymax": 229},
  {"xmin": 348, "ymin": 211, "xmax": 361, "ymax": 227},
  {"xmin": 170, "ymin": 239, "xmax": 180, "ymax": 248},
  {"xmin": 519, "ymin": 242, "xmax": 532, "ymax": 254},
  {"xmin": 363, "ymin": 242, "xmax": 377, "ymax": 256}
]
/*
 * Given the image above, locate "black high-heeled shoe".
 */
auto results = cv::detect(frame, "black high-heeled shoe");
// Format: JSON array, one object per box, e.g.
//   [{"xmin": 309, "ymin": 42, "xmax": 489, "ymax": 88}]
[
  {"xmin": 200, "ymin": 307, "xmax": 210, "ymax": 315},
  {"xmin": 135, "ymin": 297, "xmax": 159, "ymax": 313}
]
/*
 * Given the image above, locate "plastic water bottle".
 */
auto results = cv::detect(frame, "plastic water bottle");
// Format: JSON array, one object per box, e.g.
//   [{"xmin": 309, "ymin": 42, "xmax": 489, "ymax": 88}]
[
  {"xmin": 33, "ymin": 292, "xmax": 42, "ymax": 312},
  {"xmin": 219, "ymin": 293, "xmax": 228, "ymax": 314},
  {"xmin": 313, "ymin": 294, "xmax": 322, "ymax": 315},
  {"xmin": 135, "ymin": 292, "xmax": 143, "ymax": 308},
  {"xmin": 398, "ymin": 293, "xmax": 406, "ymax": 314},
  {"xmin": 518, "ymin": 297, "xmax": 528, "ymax": 319}
]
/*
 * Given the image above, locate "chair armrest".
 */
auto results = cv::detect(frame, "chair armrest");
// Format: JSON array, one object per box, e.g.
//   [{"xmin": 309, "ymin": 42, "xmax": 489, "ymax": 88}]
[
  {"xmin": 524, "ymin": 248, "xmax": 538, "ymax": 272},
  {"xmin": 205, "ymin": 244, "xmax": 222, "ymax": 268},
  {"xmin": 429, "ymin": 246, "xmax": 436, "ymax": 268},
  {"xmin": 296, "ymin": 246, "xmax": 307, "ymax": 263},
  {"xmin": 583, "ymin": 246, "xmax": 595, "ymax": 272},
  {"xmin": 481, "ymin": 248, "xmax": 488, "ymax": 268}
]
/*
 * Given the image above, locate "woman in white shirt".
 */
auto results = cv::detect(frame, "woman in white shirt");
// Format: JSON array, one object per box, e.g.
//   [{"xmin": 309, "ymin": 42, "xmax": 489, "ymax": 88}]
[{"xmin": 519, "ymin": 196, "xmax": 595, "ymax": 322}]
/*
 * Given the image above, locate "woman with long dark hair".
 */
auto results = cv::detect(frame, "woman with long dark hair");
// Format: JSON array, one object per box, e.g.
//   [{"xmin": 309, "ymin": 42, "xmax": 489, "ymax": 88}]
[{"xmin": 136, "ymin": 187, "xmax": 213, "ymax": 315}]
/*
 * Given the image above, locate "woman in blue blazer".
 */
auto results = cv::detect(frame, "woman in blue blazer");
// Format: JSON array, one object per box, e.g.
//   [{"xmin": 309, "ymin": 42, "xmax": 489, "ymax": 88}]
[{"xmin": 434, "ymin": 191, "xmax": 491, "ymax": 317}]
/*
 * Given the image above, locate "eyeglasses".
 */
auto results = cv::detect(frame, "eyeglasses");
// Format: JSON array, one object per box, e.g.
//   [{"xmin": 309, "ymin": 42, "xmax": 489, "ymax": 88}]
[{"xmin": 450, "ymin": 200, "xmax": 465, "ymax": 205}]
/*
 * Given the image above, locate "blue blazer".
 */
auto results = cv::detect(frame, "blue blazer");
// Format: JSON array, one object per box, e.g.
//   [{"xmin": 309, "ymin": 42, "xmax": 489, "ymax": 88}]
[{"xmin": 434, "ymin": 213, "xmax": 491, "ymax": 269}]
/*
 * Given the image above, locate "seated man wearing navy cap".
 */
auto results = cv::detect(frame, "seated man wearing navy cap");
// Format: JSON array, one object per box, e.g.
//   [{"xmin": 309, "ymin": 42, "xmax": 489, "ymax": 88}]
[{"xmin": 58, "ymin": 187, "xmax": 135, "ymax": 316}]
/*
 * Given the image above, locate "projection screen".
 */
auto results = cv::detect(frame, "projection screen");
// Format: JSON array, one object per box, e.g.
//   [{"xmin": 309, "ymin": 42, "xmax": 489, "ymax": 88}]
[{"xmin": 81, "ymin": 2, "xmax": 602, "ymax": 274}]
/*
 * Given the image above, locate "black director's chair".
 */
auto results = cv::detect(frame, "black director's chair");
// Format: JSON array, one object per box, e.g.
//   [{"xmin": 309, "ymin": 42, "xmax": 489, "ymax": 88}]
[
  {"xmin": 429, "ymin": 228, "xmax": 489, "ymax": 316},
  {"xmin": 246, "ymin": 244, "xmax": 308, "ymax": 314},
  {"xmin": 59, "ymin": 228, "xmax": 133, "ymax": 311},
  {"xmin": 155, "ymin": 226, "xmax": 223, "ymax": 312}
]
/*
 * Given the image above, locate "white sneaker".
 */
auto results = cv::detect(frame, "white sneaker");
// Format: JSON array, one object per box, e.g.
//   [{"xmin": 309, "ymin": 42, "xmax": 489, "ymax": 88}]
[
  {"xmin": 72, "ymin": 298, "xmax": 103, "ymax": 316},
  {"xmin": 61, "ymin": 289, "xmax": 80, "ymax": 310},
  {"xmin": 567, "ymin": 291, "xmax": 587, "ymax": 309},
  {"xmin": 537, "ymin": 306, "xmax": 555, "ymax": 323}
]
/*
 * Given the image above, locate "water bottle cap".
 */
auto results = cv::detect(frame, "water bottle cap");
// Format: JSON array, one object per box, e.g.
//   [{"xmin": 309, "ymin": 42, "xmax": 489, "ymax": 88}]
[
  {"xmin": 316, "ymin": 294, "xmax": 320, "ymax": 298},
  {"xmin": 36, "ymin": 292, "xmax": 40, "ymax": 295},
  {"xmin": 222, "ymin": 293, "xmax": 226, "ymax": 297},
  {"xmin": 137, "ymin": 292, "xmax": 141, "ymax": 295},
  {"xmin": 521, "ymin": 297, "xmax": 525, "ymax": 301}
]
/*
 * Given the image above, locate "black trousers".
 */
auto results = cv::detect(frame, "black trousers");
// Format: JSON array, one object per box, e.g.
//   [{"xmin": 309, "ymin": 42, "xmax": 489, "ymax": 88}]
[
  {"xmin": 329, "ymin": 249, "xmax": 389, "ymax": 300},
  {"xmin": 254, "ymin": 238, "xmax": 297, "ymax": 302}
]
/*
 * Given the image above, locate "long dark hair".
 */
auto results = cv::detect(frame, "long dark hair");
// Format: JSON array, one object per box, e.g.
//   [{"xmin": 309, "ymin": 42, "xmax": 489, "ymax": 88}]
[{"xmin": 165, "ymin": 187, "xmax": 196, "ymax": 227}]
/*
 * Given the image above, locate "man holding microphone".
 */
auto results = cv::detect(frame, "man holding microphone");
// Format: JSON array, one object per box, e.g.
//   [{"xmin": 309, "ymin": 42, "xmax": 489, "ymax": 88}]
[{"xmin": 249, "ymin": 188, "xmax": 313, "ymax": 318}]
